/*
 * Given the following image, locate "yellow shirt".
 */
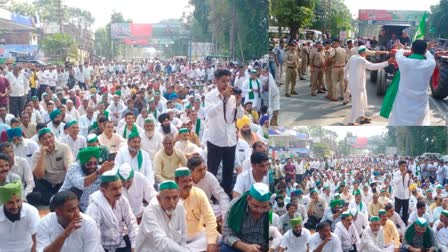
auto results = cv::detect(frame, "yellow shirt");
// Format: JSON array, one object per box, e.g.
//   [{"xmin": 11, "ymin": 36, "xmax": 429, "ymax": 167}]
[
  {"xmin": 368, "ymin": 202, "xmax": 384, "ymax": 217},
  {"xmin": 182, "ymin": 186, "xmax": 219, "ymax": 244},
  {"xmin": 154, "ymin": 148, "xmax": 187, "ymax": 182},
  {"xmin": 383, "ymin": 219, "xmax": 400, "ymax": 248}
]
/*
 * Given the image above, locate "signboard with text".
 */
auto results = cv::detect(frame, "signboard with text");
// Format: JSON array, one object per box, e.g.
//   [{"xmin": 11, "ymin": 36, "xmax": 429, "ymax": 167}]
[{"xmin": 359, "ymin": 10, "xmax": 426, "ymax": 23}]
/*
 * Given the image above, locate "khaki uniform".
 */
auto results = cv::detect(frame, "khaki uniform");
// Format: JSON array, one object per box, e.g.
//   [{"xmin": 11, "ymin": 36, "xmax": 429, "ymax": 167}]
[
  {"xmin": 324, "ymin": 48, "xmax": 334, "ymax": 98},
  {"xmin": 310, "ymin": 49, "xmax": 325, "ymax": 95},
  {"xmin": 285, "ymin": 49, "xmax": 298, "ymax": 95},
  {"xmin": 300, "ymin": 46, "xmax": 310, "ymax": 77},
  {"xmin": 330, "ymin": 46, "xmax": 347, "ymax": 99}
]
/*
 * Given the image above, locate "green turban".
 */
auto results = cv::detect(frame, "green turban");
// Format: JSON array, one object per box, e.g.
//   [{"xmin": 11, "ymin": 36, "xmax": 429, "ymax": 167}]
[
  {"xmin": 87, "ymin": 134, "xmax": 98, "ymax": 144},
  {"xmin": 49, "ymin": 109, "xmax": 61, "ymax": 121},
  {"xmin": 354, "ymin": 189, "xmax": 361, "ymax": 196},
  {"xmin": 289, "ymin": 217, "xmax": 303, "ymax": 227},
  {"xmin": 0, "ymin": 181, "xmax": 22, "ymax": 204},
  {"xmin": 77, "ymin": 146, "xmax": 100, "ymax": 166},
  {"xmin": 330, "ymin": 199, "xmax": 342, "ymax": 208}
]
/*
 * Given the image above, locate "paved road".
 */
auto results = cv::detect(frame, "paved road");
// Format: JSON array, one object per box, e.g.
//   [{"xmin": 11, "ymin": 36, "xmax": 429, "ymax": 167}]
[{"xmin": 277, "ymin": 71, "xmax": 448, "ymax": 126}]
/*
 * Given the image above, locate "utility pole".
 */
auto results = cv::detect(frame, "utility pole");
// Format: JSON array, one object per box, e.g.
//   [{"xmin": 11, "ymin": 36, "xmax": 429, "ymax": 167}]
[
  {"xmin": 57, "ymin": 0, "xmax": 63, "ymax": 34},
  {"xmin": 230, "ymin": 0, "xmax": 237, "ymax": 60}
]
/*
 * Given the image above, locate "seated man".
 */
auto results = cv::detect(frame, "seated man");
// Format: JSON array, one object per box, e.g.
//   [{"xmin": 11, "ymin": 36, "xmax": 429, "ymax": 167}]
[
  {"xmin": 305, "ymin": 189, "xmax": 327, "ymax": 230},
  {"xmin": 379, "ymin": 209, "xmax": 401, "ymax": 251},
  {"xmin": 139, "ymin": 118, "xmax": 163, "ymax": 161},
  {"xmin": 403, "ymin": 217, "xmax": 438, "ymax": 252},
  {"xmin": 433, "ymin": 209, "xmax": 448, "ymax": 251},
  {"xmin": 187, "ymin": 156, "xmax": 230, "ymax": 222},
  {"xmin": 7, "ymin": 127, "xmax": 39, "ymax": 167},
  {"xmin": 308, "ymin": 221, "xmax": 343, "ymax": 251},
  {"xmin": 321, "ymin": 199, "xmax": 347, "ymax": 232},
  {"xmin": 47, "ymin": 110, "xmax": 65, "ymax": 139},
  {"xmin": 0, "ymin": 181, "xmax": 40, "ymax": 251},
  {"xmin": 117, "ymin": 163, "xmax": 156, "ymax": 222},
  {"xmin": 36, "ymin": 191, "xmax": 103, "ymax": 251},
  {"xmin": 232, "ymin": 151, "xmax": 269, "ymax": 199},
  {"xmin": 59, "ymin": 120, "xmax": 86, "ymax": 158},
  {"xmin": 135, "ymin": 181, "xmax": 189, "ymax": 251},
  {"xmin": 174, "ymin": 167, "xmax": 219, "ymax": 252},
  {"xmin": 174, "ymin": 128, "xmax": 200, "ymax": 158},
  {"xmin": 86, "ymin": 170, "xmax": 139, "ymax": 252},
  {"xmin": 0, "ymin": 142, "xmax": 34, "ymax": 197},
  {"xmin": 116, "ymin": 111, "xmax": 144, "ymax": 140},
  {"xmin": 98, "ymin": 120, "xmax": 126, "ymax": 154},
  {"xmin": 359, "ymin": 216, "xmax": 385, "ymax": 252},
  {"xmin": 154, "ymin": 135, "xmax": 187, "ymax": 183},
  {"xmin": 59, "ymin": 146, "xmax": 114, "ymax": 211},
  {"xmin": 222, "ymin": 183, "xmax": 270, "ymax": 252},
  {"xmin": 115, "ymin": 132, "xmax": 154, "ymax": 187},
  {"xmin": 86, "ymin": 134, "xmax": 109, "ymax": 165},
  {"xmin": 28, "ymin": 128, "xmax": 73, "ymax": 206}
]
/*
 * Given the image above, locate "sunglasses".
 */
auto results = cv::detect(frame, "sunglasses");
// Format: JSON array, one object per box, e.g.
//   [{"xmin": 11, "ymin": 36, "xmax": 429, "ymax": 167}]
[{"xmin": 86, "ymin": 161, "xmax": 97, "ymax": 166}]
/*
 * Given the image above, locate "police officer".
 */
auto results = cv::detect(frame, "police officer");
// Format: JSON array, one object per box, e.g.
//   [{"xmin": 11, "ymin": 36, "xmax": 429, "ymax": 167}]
[
  {"xmin": 300, "ymin": 43, "xmax": 310, "ymax": 80},
  {"xmin": 330, "ymin": 39, "xmax": 347, "ymax": 101},
  {"xmin": 310, "ymin": 42, "xmax": 325, "ymax": 96},
  {"xmin": 285, "ymin": 43, "xmax": 298, "ymax": 97},
  {"xmin": 324, "ymin": 41, "xmax": 334, "ymax": 100}
]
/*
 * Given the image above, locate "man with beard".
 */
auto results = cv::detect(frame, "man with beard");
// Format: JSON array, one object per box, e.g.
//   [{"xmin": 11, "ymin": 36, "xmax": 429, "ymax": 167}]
[
  {"xmin": 174, "ymin": 167, "xmax": 219, "ymax": 252},
  {"xmin": 117, "ymin": 163, "xmax": 156, "ymax": 223},
  {"xmin": 236, "ymin": 115, "xmax": 259, "ymax": 146},
  {"xmin": 0, "ymin": 181, "xmax": 40, "ymax": 251},
  {"xmin": 309, "ymin": 221, "xmax": 342, "ymax": 252},
  {"xmin": 154, "ymin": 135, "xmax": 187, "ymax": 183},
  {"xmin": 28, "ymin": 128, "xmax": 73, "ymax": 206},
  {"xmin": 98, "ymin": 120, "xmax": 126, "ymax": 154},
  {"xmin": 334, "ymin": 211, "xmax": 360, "ymax": 252},
  {"xmin": 433, "ymin": 210, "xmax": 448, "ymax": 250},
  {"xmin": 47, "ymin": 109, "xmax": 65, "ymax": 139},
  {"xmin": 233, "ymin": 151, "xmax": 269, "ymax": 198},
  {"xmin": 158, "ymin": 112, "xmax": 178, "ymax": 138},
  {"xmin": 135, "ymin": 181, "xmax": 189, "ymax": 251},
  {"xmin": 242, "ymin": 69, "xmax": 261, "ymax": 111},
  {"xmin": 359, "ymin": 216, "xmax": 385, "ymax": 252},
  {"xmin": 278, "ymin": 216, "xmax": 311, "ymax": 252},
  {"xmin": 117, "ymin": 111, "xmax": 144, "ymax": 140},
  {"xmin": 188, "ymin": 156, "xmax": 229, "ymax": 223},
  {"xmin": 60, "ymin": 120, "xmax": 87, "ymax": 158},
  {"xmin": 174, "ymin": 128, "xmax": 200, "ymax": 158},
  {"xmin": 115, "ymin": 132, "xmax": 154, "ymax": 187},
  {"xmin": 6, "ymin": 127, "xmax": 39, "ymax": 167},
  {"xmin": 222, "ymin": 183, "xmax": 270, "ymax": 252},
  {"xmin": 107, "ymin": 94, "xmax": 127, "ymax": 125},
  {"xmin": 37, "ymin": 191, "xmax": 103, "ymax": 251},
  {"xmin": 0, "ymin": 142, "xmax": 34, "ymax": 197},
  {"xmin": 139, "ymin": 118, "xmax": 163, "ymax": 160},
  {"xmin": 322, "ymin": 199, "xmax": 347, "ymax": 231},
  {"xmin": 86, "ymin": 170, "xmax": 139, "ymax": 252},
  {"xmin": 59, "ymin": 146, "xmax": 114, "ymax": 211},
  {"xmin": 243, "ymin": 101, "xmax": 259, "ymax": 123}
]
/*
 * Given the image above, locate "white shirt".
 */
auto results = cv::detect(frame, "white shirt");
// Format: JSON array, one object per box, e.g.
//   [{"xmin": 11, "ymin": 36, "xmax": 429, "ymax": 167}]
[
  {"xmin": 47, "ymin": 121, "xmax": 65, "ymax": 139},
  {"xmin": 59, "ymin": 134, "xmax": 87, "ymax": 158},
  {"xmin": 334, "ymin": 222, "xmax": 360, "ymax": 251},
  {"xmin": 308, "ymin": 232, "xmax": 342, "ymax": 252},
  {"xmin": 0, "ymin": 203, "xmax": 39, "ymax": 252},
  {"xmin": 36, "ymin": 212, "xmax": 103, "ymax": 252},
  {"xmin": 7, "ymin": 72, "xmax": 30, "ymax": 97},
  {"xmin": 135, "ymin": 197, "xmax": 188, "ymax": 252},
  {"xmin": 359, "ymin": 226, "xmax": 385, "ymax": 252},
  {"xmin": 204, "ymin": 88, "xmax": 243, "ymax": 147},
  {"xmin": 122, "ymin": 172, "xmax": 156, "ymax": 218},
  {"xmin": 115, "ymin": 147, "xmax": 155, "ymax": 187},
  {"xmin": 393, "ymin": 171, "xmax": 410, "ymax": 200},
  {"xmin": 194, "ymin": 171, "xmax": 230, "ymax": 217},
  {"xmin": 233, "ymin": 169, "xmax": 269, "ymax": 195},
  {"xmin": 78, "ymin": 114, "xmax": 96, "ymax": 137},
  {"xmin": 10, "ymin": 156, "xmax": 34, "ymax": 196},
  {"xmin": 13, "ymin": 139, "xmax": 39, "ymax": 167},
  {"xmin": 140, "ymin": 131, "xmax": 164, "ymax": 160},
  {"xmin": 280, "ymin": 228, "xmax": 311, "ymax": 252}
]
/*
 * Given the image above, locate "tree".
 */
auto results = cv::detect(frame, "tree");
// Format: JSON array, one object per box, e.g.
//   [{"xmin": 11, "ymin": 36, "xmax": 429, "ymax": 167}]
[
  {"xmin": 313, "ymin": 142, "xmax": 331, "ymax": 158},
  {"xmin": 270, "ymin": 0, "xmax": 316, "ymax": 42},
  {"xmin": 40, "ymin": 33, "xmax": 78, "ymax": 64},
  {"xmin": 312, "ymin": 0, "xmax": 352, "ymax": 38},
  {"xmin": 430, "ymin": 0, "xmax": 448, "ymax": 38}
]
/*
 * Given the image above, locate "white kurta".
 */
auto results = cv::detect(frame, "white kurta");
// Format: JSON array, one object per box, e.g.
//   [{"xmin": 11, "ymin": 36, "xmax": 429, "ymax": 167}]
[
  {"xmin": 122, "ymin": 172, "xmax": 156, "ymax": 218},
  {"xmin": 0, "ymin": 203, "xmax": 40, "ymax": 252},
  {"xmin": 135, "ymin": 198, "xmax": 188, "ymax": 252},
  {"xmin": 359, "ymin": 226, "xmax": 385, "ymax": 252},
  {"xmin": 280, "ymin": 228, "xmax": 311, "ymax": 252},
  {"xmin": 433, "ymin": 220, "xmax": 448, "ymax": 249},
  {"xmin": 389, "ymin": 49, "xmax": 436, "ymax": 126},
  {"xmin": 308, "ymin": 233, "xmax": 342, "ymax": 252},
  {"xmin": 242, "ymin": 78, "xmax": 261, "ymax": 110},
  {"xmin": 194, "ymin": 171, "xmax": 230, "ymax": 218},
  {"xmin": 115, "ymin": 147, "xmax": 155, "ymax": 187},
  {"xmin": 59, "ymin": 134, "xmax": 87, "ymax": 158},
  {"xmin": 36, "ymin": 212, "xmax": 103, "ymax": 252},
  {"xmin": 140, "ymin": 131, "xmax": 164, "ymax": 160},
  {"xmin": 334, "ymin": 221, "xmax": 360, "ymax": 251},
  {"xmin": 344, "ymin": 55, "xmax": 389, "ymax": 123}
]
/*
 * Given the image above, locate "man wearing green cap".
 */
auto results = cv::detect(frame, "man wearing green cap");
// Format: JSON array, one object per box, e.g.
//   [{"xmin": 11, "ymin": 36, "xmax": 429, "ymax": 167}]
[
  {"xmin": 378, "ymin": 208, "xmax": 401, "ymax": 251},
  {"xmin": 344, "ymin": 45, "xmax": 392, "ymax": 125},
  {"xmin": 60, "ymin": 120, "xmax": 87, "ymax": 158},
  {"xmin": 433, "ymin": 209, "xmax": 448, "ymax": 250},
  {"xmin": 59, "ymin": 146, "xmax": 114, "ymax": 211},
  {"xmin": 322, "ymin": 199, "xmax": 347, "ymax": 231},
  {"xmin": 278, "ymin": 216, "xmax": 311, "ymax": 252},
  {"xmin": 403, "ymin": 217, "xmax": 437, "ymax": 251},
  {"xmin": 118, "ymin": 163, "xmax": 156, "ymax": 222},
  {"xmin": 135, "ymin": 180, "xmax": 189, "ymax": 251},
  {"xmin": 359, "ymin": 216, "xmax": 385, "ymax": 252},
  {"xmin": 36, "ymin": 190, "xmax": 103, "ymax": 251},
  {"xmin": 348, "ymin": 189, "xmax": 368, "ymax": 216},
  {"xmin": 86, "ymin": 169, "xmax": 138, "ymax": 251},
  {"xmin": 115, "ymin": 131, "xmax": 154, "ymax": 187},
  {"xmin": 0, "ymin": 181, "xmax": 40, "ymax": 251},
  {"xmin": 334, "ymin": 210, "xmax": 360, "ymax": 252},
  {"xmin": 174, "ymin": 167, "xmax": 219, "ymax": 251},
  {"xmin": 139, "ymin": 117, "xmax": 163, "ymax": 161},
  {"xmin": 279, "ymin": 203, "xmax": 305, "ymax": 233},
  {"xmin": 29, "ymin": 128, "xmax": 73, "ymax": 206},
  {"xmin": 174, "ymin": 127, "xmax": 200, "ymax": 158},
  {"xmin": 222, "ymin": 182, "xmax": 269, "ymax": 252}
]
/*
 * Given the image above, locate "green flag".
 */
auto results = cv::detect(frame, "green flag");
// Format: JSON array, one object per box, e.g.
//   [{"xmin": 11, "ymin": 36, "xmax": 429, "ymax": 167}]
[{"xmin": 413, "ymin": 12, "xmax": 427, "ymax": 42}]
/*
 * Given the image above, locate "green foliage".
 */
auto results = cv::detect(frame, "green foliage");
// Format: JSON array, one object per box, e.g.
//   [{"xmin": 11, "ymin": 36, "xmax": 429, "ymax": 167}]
[
  {"xmin": 430, "ymin": 0, "xmax": 448, "ymax": 38},
  {"xmin": 386, "ymin": 127, "xmax": 448, "ymax": 156},
  {"xmin": 270, "ymin": 0, "xmax": 316, "ymax": 40},
  {"xmin": 40, "ymin": 33, "xmax": 78, "ymax": 63},
  {"xmin": 312, "ymin": 0, "xmax": 352, "ymax": 37},
  {"xmin": 313, "ymin": 142, "xmax": 331, "ymax": 158}
]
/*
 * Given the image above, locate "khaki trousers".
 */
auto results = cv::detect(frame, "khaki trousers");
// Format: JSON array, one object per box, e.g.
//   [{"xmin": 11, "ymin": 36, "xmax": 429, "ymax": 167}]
[
  {"xmin": 331, "ymin": 67, "xmax": 345, "ymax": 99},
  {"xmin": 325, "ymin": 70, "xmax": 333, "ymax": 97},
  {"xmin": 310, "ymin": 68, "xmax": 324, "ymax": 94},
  {"xmin": 285, "ymin": 67, "xmax": 297, "ymax": 95}
]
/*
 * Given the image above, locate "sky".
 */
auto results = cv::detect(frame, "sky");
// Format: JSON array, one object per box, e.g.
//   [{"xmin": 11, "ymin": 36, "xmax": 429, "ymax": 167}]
[
  {"xmin": 344, "ymin": 0, "xmax": 440, "ymax": 17},
  {"xmin": 322, "ymin": 126, "xmax": 387, "ymax": 140},
  {"xmin": 21, "ymin": 0, "xmax": 192, "ymax": 30}
]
